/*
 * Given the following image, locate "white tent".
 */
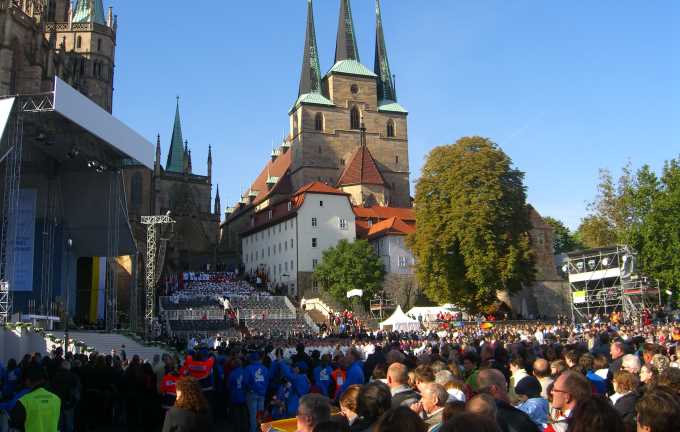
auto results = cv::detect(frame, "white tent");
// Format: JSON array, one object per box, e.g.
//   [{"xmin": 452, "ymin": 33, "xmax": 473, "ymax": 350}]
[{"xmin": 379, "ymin": 306, "xmax": 421, "ymax": 331}]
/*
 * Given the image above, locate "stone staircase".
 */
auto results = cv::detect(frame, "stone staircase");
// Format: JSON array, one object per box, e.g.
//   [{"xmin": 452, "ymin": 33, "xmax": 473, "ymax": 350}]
[{"xmin": 56, "ymin": 331, "xmax": 170, "ymax": 361}]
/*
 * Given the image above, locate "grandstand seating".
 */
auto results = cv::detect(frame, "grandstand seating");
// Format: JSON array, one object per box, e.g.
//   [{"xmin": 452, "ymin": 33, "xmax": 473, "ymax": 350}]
[
  {"xmin": 168, "ymin": 319, "xmax": 236, "ymax": 334},
  {"xmin": 160, "ymin": 296, "xmax": 224, "ymax": 310},
  {"xmin": 244, "ymin": 319, "xmax": 315, "ymax": 336}
]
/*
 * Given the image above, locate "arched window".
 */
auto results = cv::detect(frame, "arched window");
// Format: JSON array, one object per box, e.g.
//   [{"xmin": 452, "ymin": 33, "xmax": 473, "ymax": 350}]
[
  {"xmin": 314, "ymin": 113, "xmax": 324, "ymax": 131},
  {"xmin": 76, "ymin": 36, "xmax": 82, "ymax": 49},
  {"xmin": 386, "ymin": 120, "xmax": 395, "ymax": 137},
  {"xmin": 130, "ymin": 173, "xmax": 142, "ymax": 210},
  {"xmin": 350, "ymin": 106, "xmax": 360, "ymax": 130}
]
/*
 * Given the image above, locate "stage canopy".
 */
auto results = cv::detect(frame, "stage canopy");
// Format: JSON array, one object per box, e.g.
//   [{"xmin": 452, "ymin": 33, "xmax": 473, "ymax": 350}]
[
  {"xmin": 379, "ymin": 305, "xmax": 421, "ymax": 332},
  {"xmin": 0, "ymin": 77, "xmax": 154, "ymax": 258}
]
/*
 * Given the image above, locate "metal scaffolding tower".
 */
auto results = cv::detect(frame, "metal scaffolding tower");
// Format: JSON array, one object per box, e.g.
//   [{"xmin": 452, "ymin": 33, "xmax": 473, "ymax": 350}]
[
  {"xmin": 141, "ymin": 214, "xmax": 174, "ymax": 335},
  {"xmin": 566, "ymin": 246, "xmax": 660, "ymax": 323}
]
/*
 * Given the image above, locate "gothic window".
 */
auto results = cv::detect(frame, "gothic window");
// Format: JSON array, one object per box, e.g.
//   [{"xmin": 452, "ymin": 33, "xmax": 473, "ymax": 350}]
[
  {"xmin": 130, "ymin": 173, "xmax": 142, "ymax": 210},
  {"xmin": 76, "ymin": 36, "xmax": 82, "ymax": 49},
  {"xmin": 314, "ymin": 113, "xmax": 324, "ymax": 131},
  {"xmin": 350, "ymin": 106, "xmax": 360, "ymax": 130},
  {"xmin": 387, "ymin": 120, "xmax": 395, "ymax": 137},
  {"xmin": 395, "ymin": 155, "xmax": 399, "ymax": 165},
  {"xmin": 97, "ymin": 39, "xmax": 102, "ymax": 52}
]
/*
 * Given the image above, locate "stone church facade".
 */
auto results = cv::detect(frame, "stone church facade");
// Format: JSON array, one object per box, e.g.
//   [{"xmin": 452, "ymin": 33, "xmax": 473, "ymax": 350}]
[{"xmin": 0, "ymin": 0, "xmax": 116, "ymax": 112}]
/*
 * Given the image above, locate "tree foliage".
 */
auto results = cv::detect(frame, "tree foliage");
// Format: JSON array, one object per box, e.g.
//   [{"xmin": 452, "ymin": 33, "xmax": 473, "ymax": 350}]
[
  {"xmin": 577, "ymin": 159, "xmax": 680, "ymax": 301},
  {"xmin": 637, "ymin": 159, "xmax": 680, "ymax": 301},
  {"xmin": 406, "ymin": 136, "xmax": 535, "ymax": 311},
  {"xmin": 313, "ymin": 239, "xmax": 385, "ymax": 306},
  {"xmin": 543, "ymin": 216, "xmax": 583, "ymax": 254}
]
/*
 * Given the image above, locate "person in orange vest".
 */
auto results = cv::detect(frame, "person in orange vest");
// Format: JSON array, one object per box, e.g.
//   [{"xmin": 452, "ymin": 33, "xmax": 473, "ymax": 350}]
[
  {"xmin": 181, "ymin": 350, "xmax": 215, "ymax": 392},
  {"xmin": 331, "ymin": 356, "xmax": 347, "ymax": 400},
  {"xmin": 160, "ymin": 369, "xmax": 180, "ymax": 410}
]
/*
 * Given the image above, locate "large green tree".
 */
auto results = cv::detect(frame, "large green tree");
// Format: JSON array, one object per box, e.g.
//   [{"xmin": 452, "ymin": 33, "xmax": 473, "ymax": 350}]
[
  {"xmin": 543, "ymin": 216, "xmax": 583, "ymax": 254},
  {"xmin": 638, "ymin": 159, "xmax": 680, "ymax": 302},
  {"xmin": 406, "ymin": 136, "xmax": 534, "ymax": 311},
  {"xmin": 313, "ymin": 239, "xmax": 385, "ymax": 306}
]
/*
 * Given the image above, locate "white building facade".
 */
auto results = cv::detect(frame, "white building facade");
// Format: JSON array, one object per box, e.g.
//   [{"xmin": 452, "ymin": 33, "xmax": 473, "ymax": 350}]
[{"xmin": 242, "ymin": 183, "xmax": 356, "ymax": 296}]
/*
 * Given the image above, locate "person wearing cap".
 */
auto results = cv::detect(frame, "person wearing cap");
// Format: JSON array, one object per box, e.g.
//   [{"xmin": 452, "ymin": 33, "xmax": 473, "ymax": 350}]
[
  {"xmin": 9, "ymin": 366, "xmax": 61, "ymax": 432},
  {"xmin": 245, "ymin": 352, "xmax": 269, "ymax": 432},
  {"xmin": 514, "ymin": 375, "xmax": 548, "ymax": 429}
]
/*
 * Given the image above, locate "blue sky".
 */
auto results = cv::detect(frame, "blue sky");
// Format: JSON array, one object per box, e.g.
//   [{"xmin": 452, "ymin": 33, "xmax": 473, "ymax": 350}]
[{"xmin": 110, "ymin": 0, "xmax": 678, "ymax": 230}]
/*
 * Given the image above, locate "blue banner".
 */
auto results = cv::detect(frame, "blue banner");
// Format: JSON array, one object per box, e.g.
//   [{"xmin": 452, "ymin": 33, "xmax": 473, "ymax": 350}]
[{"xmin": 11, "ymin": 189, "xmax": 37, "ymax": 292}]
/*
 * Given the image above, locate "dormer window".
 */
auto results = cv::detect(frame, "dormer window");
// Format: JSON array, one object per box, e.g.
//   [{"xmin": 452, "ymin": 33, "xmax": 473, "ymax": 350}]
[{"xmin": 287, "ymin": 202, "xmax": 292, "ymax": 211}]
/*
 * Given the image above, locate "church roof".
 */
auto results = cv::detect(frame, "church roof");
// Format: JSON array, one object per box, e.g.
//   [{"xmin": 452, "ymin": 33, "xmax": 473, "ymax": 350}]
[
  {"xmin": 337, "ymin": 145, "xmax": 386, "ymax": 187},
  {"xmin": 328, "ymin": 59, "xmax": 376, "ymax": 78},
  {"xmin": 378, "ymin": 99, "xmax": 408, "ymax": 114},
  {"xmin": 166, "ymin": 99, "xmax": 185, "ymax": 173},
  {"xmin": 368, "ymin": 216, "xmax": 415, "ymax": 239},
  {"xmin": 290, "ymin": 92, "xmax": 334, "ymax": 114},
  {"xmin": 298, "ymin": 0, "xmax": 323, "ymax": 97},
  {"xmin": 72, "ymin": 0, "xmax": 106, "ymax": 25},
  {"xmin": 335, "ymin": 0, "xmax": 360, "ymax": 63},
  {"xmin": 374, "ymin": 0, "xmax": 397, "ymax": 102}
]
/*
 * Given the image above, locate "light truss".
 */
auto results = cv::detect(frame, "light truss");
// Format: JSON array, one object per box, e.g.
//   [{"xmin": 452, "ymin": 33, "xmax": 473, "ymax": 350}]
[{"xmin": 141, "ymin": 214, "xmax": 175, "ymax": 335}]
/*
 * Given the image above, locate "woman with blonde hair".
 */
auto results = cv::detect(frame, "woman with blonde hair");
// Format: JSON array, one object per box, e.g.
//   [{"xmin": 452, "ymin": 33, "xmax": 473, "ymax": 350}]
[{"xmin": 162, "ymin": 376, "xmax": 213, "ymax": 432}]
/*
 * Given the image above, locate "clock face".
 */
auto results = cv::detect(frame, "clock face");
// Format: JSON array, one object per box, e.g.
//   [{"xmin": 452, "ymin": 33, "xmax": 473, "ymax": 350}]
[{"xmin": 351, "ymin": 84, "xmax": 359, "ymax": 95}]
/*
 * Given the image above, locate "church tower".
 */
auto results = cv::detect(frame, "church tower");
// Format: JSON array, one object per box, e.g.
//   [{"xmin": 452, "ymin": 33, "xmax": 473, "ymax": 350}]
[
  {"xmin": 288, "ymin": 0, "xmax": 410, "ymax": 207},
  {"xmin": 45, "ymin": 0, "xmax": 117, "ymax": 112}
]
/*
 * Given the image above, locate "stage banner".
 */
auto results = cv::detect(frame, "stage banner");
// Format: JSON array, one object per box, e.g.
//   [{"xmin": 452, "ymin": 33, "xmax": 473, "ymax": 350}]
[
  {"xmin": 11, "ymin": 189, "xmax": 37, "ymax": 292},
  {"xmin": 0, "ymin": 98, "xmax": 15, "ymax": 144},
  {"xmin": 572, "ymin": 290, "xmax": 586, "ymax": 304}
]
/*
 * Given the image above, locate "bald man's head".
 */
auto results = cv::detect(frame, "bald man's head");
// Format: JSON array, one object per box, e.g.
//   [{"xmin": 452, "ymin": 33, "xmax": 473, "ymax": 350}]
[
  {"xmin": 466, "ymin": 393, "xmax": 498, "ymax": 419},
  {"xmin": 387, "ymin": 363, "xmax": 409, "ymax": 388},
  {"xmin": 533, "ymin": 358, "xmax": 550, "ymax": 378},
  {"xmin": 477, "ymin": 368, "xmax": 509, "ymax": 402}
]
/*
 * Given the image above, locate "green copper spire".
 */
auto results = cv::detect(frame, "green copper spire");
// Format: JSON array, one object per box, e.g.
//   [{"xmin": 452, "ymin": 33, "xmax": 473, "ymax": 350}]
[
  {"xmin": 335, "ymin": 0, "xmax": 360, "ymax": 63},
  {"xmin": 166, "ymin": 97, "xmax": 185, "ymax": 173},
  {"xmin": 299, "ymin": 0, "xmax": 322, "ymax": 96},
  {"xmin": 374, "ymin": 0, "xmax": 396, "ymax": 102},
  {"xmin": 72, "ymin": 0, "xmax": 106, "ymax": 25}
]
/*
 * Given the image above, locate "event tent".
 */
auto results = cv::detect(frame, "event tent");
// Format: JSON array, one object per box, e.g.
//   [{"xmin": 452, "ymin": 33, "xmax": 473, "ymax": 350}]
[{"xmin": 379, "ymin": 306, "xmax": 421, "ymax": 331}]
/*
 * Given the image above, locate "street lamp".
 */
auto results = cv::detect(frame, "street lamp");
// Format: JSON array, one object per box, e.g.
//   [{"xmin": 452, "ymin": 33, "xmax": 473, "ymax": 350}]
[{"xmin": 64, "ymin": 237, "xmax": 72, "ymax": 354}]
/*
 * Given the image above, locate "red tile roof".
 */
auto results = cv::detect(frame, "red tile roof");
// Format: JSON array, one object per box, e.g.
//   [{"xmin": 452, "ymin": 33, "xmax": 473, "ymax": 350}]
[
  {"xmin": 353, "ymin": 206, "xmax": 415, "ymax": 222},
  {"xmin": 367, "ymin": 217, "xmax": 416, "ymax": 239},
  {"xmin": 293, "ymin": 181, "xmax": 349, "ymax": 197},
  {"xmin": 247, "ymin": 149, "xmax": 292, "ymax": 205},
  {"xmin": 337, "ymin": 145, "xmax": 387, "ymax": 187}
]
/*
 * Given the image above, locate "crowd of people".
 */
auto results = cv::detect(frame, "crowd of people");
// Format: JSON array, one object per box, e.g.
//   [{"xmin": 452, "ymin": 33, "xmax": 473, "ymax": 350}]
[{"xmin": 0, "ymin": 315, "xmax": 679, "ymax": 432}]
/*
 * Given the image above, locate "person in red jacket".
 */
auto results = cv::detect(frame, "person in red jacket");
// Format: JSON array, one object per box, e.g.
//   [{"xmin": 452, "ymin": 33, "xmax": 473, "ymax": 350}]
[
  {"xmin": 181, "ymin": 351, "xmax": 216, "ymax": 392},
  {"xmin": 160, "ymin": 370, "xmax": 180, "ymax": 409}
]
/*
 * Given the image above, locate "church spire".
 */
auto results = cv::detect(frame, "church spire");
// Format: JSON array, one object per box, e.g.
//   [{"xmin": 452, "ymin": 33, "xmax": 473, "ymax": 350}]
[
  {"xmin": 335, "ymin": 0, "xmax": 360, "ymax": 63},
  {"xmin": 298, "ymin": 0, "xmax": 322, "ymax": 96},
  {"xmin": 374, "ymin": 0, "xmax": 396, "ymax": 102},
  {"xmin": 166, "ymin": 97, "xmax": 185, "ymax": 172},
  {"xmin": 214, "ymin": 185, "xmax": 221, "ymax": 216},
  {"xmin": 72, "ymin": 0, "xmax": 106, "ymax": 25},
  {"xmin": 154, "ymin": 133, "xmax": 161, "ymax": 175},
  {"xmin": 207, "ymin": 144, "xmax": 212, "ymax": 182}
]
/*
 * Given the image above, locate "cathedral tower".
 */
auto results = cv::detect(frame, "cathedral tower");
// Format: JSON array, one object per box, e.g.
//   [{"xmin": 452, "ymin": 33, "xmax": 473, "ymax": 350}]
[
  {"xmin": 288, "ymin": 0, "xmax": 410, "ymax": 207},
  {"xmin": 45, "ymin": 0, "xmax": 117, "ymax": 112}
]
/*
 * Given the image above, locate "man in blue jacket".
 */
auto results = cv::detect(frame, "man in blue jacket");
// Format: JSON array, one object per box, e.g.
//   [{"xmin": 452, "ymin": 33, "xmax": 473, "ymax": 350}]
[
  {"xmin": 228, "ymin": 358, "xmax": 248, "ymax": 432},
  {"xmin": 245, "ymin": 352, "xmax": 269, "ymax": 432},
  {"xmin": 313, "ymin": 354, "xmax": 333, "ymax": 397},
  {"xmin": 278, "ymin": 362, "xmax": 310, "ymax": 418},
  {"xmin": 338, "ymin": 349, "xmax": 365, "ymax": 397}
]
